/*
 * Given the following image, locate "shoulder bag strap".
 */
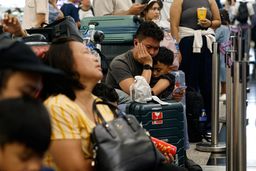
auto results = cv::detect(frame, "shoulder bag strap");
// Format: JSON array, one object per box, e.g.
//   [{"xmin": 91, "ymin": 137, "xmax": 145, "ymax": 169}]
[{"xmin": 92, "ymin": 99, "xmax": 119, "ymax": 124}]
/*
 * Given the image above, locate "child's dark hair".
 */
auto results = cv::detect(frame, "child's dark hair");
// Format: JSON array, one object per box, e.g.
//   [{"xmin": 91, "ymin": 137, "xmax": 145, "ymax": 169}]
[
  {"xmin": 153, "ymin": 46, "xmax": 174, "ymax": 65},
  {"xmin": 220, "ymin": 9, "xmax": 230, "ymax": 25},
  {"xmin": 135, "ymin": 21, "xmax": 164, "ymax": 42},
  {"xmin": 0, "ymin": 96, "xmax": 51, "ymax": 157},
  {"xmin": 93, "ymin": 83, "xmax": 119, "ymax": 103}
]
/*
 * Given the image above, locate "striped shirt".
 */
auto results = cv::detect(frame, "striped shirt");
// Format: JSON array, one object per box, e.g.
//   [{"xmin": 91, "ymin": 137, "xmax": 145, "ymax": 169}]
[{"xmin": 43, "ymin": 94, "xmax": 114, "ymax": 169}]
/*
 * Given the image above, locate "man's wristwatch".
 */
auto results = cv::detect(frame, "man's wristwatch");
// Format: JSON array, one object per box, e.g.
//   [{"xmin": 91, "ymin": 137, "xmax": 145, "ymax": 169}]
[{"xmin": 143, "ymin": 64, "xmax": 153, "ymax": 71}]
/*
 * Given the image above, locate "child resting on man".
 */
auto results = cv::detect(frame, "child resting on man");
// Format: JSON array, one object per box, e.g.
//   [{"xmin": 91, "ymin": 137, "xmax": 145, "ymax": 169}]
[{"xmin": 151, "ymin": 46, "xmax": 185, "ymax": 101}]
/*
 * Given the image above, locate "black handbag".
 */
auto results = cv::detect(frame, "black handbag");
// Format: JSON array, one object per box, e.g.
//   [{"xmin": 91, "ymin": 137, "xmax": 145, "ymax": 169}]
[
  {"xmin": 26, "ymin": 16, "xmax": 83, "ymax": 42},
  {"xmin": 91, "ymin": 100, "xmax": 164, "ymax": 171}
]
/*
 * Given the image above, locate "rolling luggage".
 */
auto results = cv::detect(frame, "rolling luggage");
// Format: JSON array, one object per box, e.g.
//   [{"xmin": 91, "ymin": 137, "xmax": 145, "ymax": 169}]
[
  {"xmin": 125, "ymin": 101, "xmax": 185, "ymax": 167},
  {"xmin": 80, "ymin": 15, "xmax": 142, "ymax": 62},
  {"xmin": 80, "ymin": 15, "xmax": 141, "ymax": 44}
]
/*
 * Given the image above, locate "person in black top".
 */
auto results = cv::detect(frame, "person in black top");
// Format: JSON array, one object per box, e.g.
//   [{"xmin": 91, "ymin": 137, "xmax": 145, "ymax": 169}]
[{"xmin": 151, "ymin": 46, "xmax": 184, "ymax": 101}]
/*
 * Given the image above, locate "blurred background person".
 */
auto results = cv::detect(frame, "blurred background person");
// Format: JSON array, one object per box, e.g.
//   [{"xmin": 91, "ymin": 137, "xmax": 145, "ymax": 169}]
[
  {"xmin": 49, "ymin": 0, "xmax": 64, "ymax": 23},
  {"xmin": 160, "ymin": 0, "xmax": 173, "ymax": 29},
  {"xmin": 78, "ymin": 0, "xmax": 94, "ymax": 21},
  {"xmin": 215, "ymin": 9, "xmax": 231, "ymax": 98},
  {"xmin": 60, "ymin": 0, "xmax": 80, "ymax": 28},
  {"xmin": 1, "ymin": 14, "xmax": 27, "ymax": 37},
  {"xmin": 22, "ymin": 0, "xmax": 49, "ymax": 29},
  {"xmin": 93, "ymin": 0, "xmax": 146, "ymax": 16}
]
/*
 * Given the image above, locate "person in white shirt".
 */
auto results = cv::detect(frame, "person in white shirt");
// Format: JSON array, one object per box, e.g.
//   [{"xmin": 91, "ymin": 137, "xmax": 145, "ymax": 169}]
[
  {"xmin": 93, "ymin": 0, "xmax": 145, "ymax": 16},
  {"xmin": 78, "ymin": 0, "xmax": 94, "ymax": 20},
  {"xmin": 22, "ymin": 0, "xmax": 49, "ymax": 29},
  {"xmin": 160, "ymin": 0, "xmax": 173, "ymax": 30}
]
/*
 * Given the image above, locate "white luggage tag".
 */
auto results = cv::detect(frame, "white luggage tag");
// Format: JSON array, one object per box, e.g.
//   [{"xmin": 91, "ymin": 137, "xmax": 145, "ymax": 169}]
[{"xmin": 151, "ymin": 96, "xmax": 172, "ymax": 106}]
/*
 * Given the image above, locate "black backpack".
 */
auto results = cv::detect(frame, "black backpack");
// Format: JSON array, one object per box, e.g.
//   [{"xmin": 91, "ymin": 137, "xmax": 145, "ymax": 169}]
[
  {"xmin": 236, "ymin": 2, "xmax": 249, "ymax": 24},
  {"xmin": 185, "ymin": 88, "xmax": 204, "ymax": 142}
]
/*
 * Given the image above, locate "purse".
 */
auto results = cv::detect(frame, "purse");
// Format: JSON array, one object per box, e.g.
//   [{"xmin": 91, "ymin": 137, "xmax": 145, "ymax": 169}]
[{"xmin": 91, "ymin": 100, "xmax": 165, "ymax": 171}]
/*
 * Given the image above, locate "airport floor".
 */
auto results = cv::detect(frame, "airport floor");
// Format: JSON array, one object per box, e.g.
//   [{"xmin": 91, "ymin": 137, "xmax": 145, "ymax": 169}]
[{"xmin": 187, "ymin": 49, "xmax": 256, "ymax": 171}]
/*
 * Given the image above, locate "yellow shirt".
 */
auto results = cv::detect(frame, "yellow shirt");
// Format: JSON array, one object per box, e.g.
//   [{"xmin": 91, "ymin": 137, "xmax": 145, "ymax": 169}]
[{"xmin": 43, "ymin": 94, "xmax": 114, "ymax": 168}]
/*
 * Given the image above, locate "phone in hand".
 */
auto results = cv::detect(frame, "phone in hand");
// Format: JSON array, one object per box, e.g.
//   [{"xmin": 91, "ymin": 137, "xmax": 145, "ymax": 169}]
[{"xmin": 172, "ymin": 86, "xmax": 187, "ymax": 94}]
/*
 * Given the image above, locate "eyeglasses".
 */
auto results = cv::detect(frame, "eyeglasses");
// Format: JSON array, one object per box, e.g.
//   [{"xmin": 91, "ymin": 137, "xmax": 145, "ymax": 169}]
[
  {"xmin": 84, "ymin": 46, "xmax": 98, "ymax": 55},
  {"xmin": 83, "ymin": 46, "xmax": 101, "ymax": 62}
]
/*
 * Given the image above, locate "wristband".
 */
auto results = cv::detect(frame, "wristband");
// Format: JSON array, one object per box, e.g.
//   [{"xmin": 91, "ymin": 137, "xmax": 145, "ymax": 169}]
[
  {"xmin": 175, "ymin": 43, "xmax": 179, "ymax": 51},
  {"xmin": 143, "ymin": 64, "xmax": 153, "ymax": 71}
]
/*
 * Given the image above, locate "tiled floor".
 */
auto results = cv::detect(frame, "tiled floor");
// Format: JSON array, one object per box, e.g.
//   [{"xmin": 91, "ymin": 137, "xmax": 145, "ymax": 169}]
[{"xmin": 187, "ymin": 49, "xmax": 256, "ymax": 170}]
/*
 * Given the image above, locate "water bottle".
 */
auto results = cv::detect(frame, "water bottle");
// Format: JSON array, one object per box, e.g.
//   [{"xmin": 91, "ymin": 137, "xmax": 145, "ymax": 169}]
[
  {"xmin": 199, "ymin": 108, "xmax": 207, "ymax": 136},
  {"xmin": 199, "ymin": 109, "xmax": 207, "ymax": 122},
  {"xmin": 83, "ymin": 24, "xmax": 95, "ymax": 47}
]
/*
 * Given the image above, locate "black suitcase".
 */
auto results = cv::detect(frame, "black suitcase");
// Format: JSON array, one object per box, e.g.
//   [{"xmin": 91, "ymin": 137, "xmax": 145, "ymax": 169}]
[{"xmin": 126, "ymin": 101, "xmax": 185, "ymax": 167}]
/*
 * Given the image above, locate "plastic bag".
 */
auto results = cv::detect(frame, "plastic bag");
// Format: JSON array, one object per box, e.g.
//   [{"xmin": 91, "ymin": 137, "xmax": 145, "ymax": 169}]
[{"xmin": 130, "ymin": 76, "xmax": 152, "ymax": 103}]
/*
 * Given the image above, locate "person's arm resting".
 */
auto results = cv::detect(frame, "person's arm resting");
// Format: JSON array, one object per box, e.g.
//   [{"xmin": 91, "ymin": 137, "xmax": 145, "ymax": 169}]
[
  {"xmin": 47, "ymin": 103, "xmax": 94, "ymax": 171},
  {"xmin": 49, "ymin": 140, "xmax": 94, "ymax": 171}
]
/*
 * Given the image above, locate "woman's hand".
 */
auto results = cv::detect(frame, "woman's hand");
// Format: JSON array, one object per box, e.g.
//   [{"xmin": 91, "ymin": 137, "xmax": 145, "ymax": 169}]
[
  {"xmin": 2, "ymin": 14, "xmax": 27, "ymax": 37},
  {"xmin": 199, "ymin": 18, "xmax": 212, "ymax": 28},
  {"xmin": 172, "ymin": 87, "xmax": 185, "ymax": 102},
  {"xmin": 128, "ymin": 3, "xmax": 146, "ymax": 15}
]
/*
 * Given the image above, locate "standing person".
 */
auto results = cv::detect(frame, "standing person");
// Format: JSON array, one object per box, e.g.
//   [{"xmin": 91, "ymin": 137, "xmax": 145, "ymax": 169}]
[
  {"xmin": 215, "ymin": 9, "xmax": 231, "ymax": 98},
  {"xmin": 0, "ymin": 97, "xmax": 52, "ymax": 171},
  {"xmin": 78, "ymin": 0, "xmax": 94, "ymax": 20},
  {"xmin": 22, "ymin": 0, "xmax": 49, "ymax": 29},
  {"xmin": 160, "ymin": 0, "xmax": 173, "ymax": 29},
  {"xmin": 216, "ymin": 0, "xmax": 223, "ymax": 9},
  {"xmin": 231, "ymin": 0, "xmax": 254, "ymax": 55},
  {"xmin": 251, "ymin": 1, "xmax": 256, "ymax": 62},
  {"xmin": 170, "ymin": 0, "xmax": 221, "ymax": 138},
  {"xmin": 93, "ymin": 0, "xmax": 146, "ymax": 16},
  {"xmin": 60, "ymin": 0, "xmax": 80, "ymax": 28},
  {"xmin": 49, "ymin": 0, "xmax": 64, "ymax": 23},
  {"xmin": 224, "ymin": 0, "xmax": 236, "ymax": 21}
]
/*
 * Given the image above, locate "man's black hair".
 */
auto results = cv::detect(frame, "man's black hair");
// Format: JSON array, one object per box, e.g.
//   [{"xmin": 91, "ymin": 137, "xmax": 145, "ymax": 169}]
[
  {"xmin": 153, "ymin": 46, "xmax": 174, "ymax": 66},
  {"xmin": 0, "ymin": 96, "xmax": 51, "ymax": 157},
  {"xmin": 135, "ymin": 21, "xmax": 164, "ymax": 42}
]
